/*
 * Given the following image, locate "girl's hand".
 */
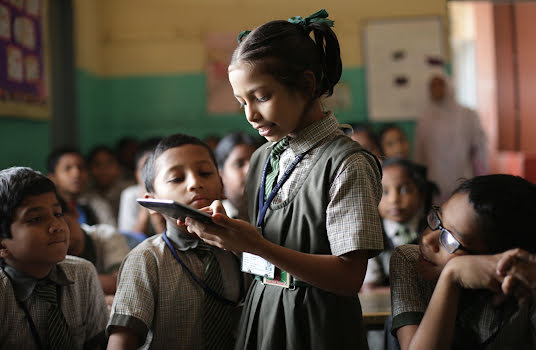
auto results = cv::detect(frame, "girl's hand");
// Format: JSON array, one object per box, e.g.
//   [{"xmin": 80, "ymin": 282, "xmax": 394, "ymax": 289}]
[
  {"xmin": 497, "ymin": 248, "xmax": 536, "ymax": 303},
  {"xmin": 185, "ymin": 200, "xmax": 264, "ymax": 253},
  {"xmin": 444, "ymin": 255, "xmax": 503, "ymax": 292}
]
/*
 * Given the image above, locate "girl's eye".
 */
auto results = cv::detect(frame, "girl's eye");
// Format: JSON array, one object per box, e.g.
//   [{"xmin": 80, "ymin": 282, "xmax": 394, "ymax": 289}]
[
  {"xmin": 55, "ymin": 212, "xmax": 64, "ymax": 218},
  {"xmin": 168, "ymin": 177, "xmax": 184, "ymax": 183},
  {"xmin": 200, "ymin": 171, "xmax": 214, "ymax": 177},
  {"xmin": 27, "ymin": 217, "xmax": 42, "ymax": 223},
  {"xmin": 257, "ymin": 96, "xmax": 268, "ymax": 102}
]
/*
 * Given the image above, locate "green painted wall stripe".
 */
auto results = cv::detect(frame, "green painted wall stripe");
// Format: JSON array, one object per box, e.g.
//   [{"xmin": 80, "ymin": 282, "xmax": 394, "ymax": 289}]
[
  {"xmin": 77, "ymin": 67, "xmax": 417, "ymax": 153},
  {"xmin": 0, "ymin": 117, "xmax": 50, "ymax": 172}
]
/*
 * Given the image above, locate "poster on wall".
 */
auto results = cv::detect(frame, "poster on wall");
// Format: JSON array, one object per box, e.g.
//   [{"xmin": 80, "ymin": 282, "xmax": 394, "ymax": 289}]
[
  {"xmin": 363, "ymin": 16, "xmax": 445, "ymax": 121},
  {"xmin": 0, "ymin": 0, "xmax": 49, "ymax": 119},
  {"xmin": 206, "ymin": 32, "xmax": 240, "ymax": 114}
]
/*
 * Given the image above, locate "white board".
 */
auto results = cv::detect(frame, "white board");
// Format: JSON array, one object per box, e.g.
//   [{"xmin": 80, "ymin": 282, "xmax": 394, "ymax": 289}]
[{"xmin": 363, "ymin": 17, "xmax": 445, "ymax": 120}]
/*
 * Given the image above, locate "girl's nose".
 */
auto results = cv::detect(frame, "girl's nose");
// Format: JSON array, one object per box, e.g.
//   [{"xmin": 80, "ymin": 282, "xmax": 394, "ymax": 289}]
[
  {"xmin": 245, "ymin": 104, "xmax": 260, "ymax": 123},
  {"xmin": 421, "ymin": 228, "xmax": 440, "ymax": 253}
]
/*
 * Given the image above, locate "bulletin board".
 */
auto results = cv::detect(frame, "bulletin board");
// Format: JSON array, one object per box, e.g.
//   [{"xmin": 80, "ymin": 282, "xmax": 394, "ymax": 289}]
[
  {"xmin": 363, "ymin": 16, "xmax": 445, "ymax": 121},
  {"xmin": 0, "ymin": 0, "xmax": 50, "ymax": 119}
]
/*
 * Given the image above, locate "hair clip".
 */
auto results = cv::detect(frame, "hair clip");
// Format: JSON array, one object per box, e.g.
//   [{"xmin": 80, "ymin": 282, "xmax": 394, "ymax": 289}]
[
  {"xmin": 238, "ymin": 30, "xmax": 251, "ymax": 43},
  {"xmin": 288, "ymin": 8, "xmax": 334, "ymax": 28}
]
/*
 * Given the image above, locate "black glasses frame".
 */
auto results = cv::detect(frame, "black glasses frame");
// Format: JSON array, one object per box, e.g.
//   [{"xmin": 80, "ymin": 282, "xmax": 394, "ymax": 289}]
[{"xmin": 427, "ymin": 206, "xmax": 474, "ymax": 254}]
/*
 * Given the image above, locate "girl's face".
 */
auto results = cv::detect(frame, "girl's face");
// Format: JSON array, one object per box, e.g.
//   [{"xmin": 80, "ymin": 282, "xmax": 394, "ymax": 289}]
[
  {"xmin": 228, "ymin": 63, "xmax": 316, "ymax": 142},
  {"xmin": 220, "ymin": 144, "xmax": 256, "ymax": 209},
  {"xmin": 417, "ymin": 192, "xmax": 488, "ymax": 281},
  {"xmin": 381, "ymin": 128, "xmax": 409, "ymax": 159},
  {"xmin": 379, "ymin": 165, "xmax": 422, "ymax": 223}
]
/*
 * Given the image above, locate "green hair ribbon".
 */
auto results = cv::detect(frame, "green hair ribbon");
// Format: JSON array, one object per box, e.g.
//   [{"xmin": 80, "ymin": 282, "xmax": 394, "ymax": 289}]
[
  {"xmin": 237, "ymin": 30, "xmax": 251, "ymax": 43},
  {"xmin": 288, "ymin": 8, "xmax": 334, "ymax": 28}
]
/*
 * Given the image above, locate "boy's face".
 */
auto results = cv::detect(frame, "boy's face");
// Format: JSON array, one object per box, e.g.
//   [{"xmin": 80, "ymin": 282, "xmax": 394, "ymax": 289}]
[
  {"xmin": 381, "ymin": 129, "xmax": 410, "ymax": 159},
  {"xmin": 90, "ymin": 151, "xmax": 121, "ymax": 189},
  {"xmin": 351, "ymin": 131, "xmax": 381, "ymax": 159},
  {"xmin": 0, "ymin": 192, "xmax": 69, "ymax": 278},
  {"xmin": 150, "ymin": 144, "xmax": 223, "ymax": 226},
  {"xmin": 49, "ymin": 153, "xmax": 88, "ymax": 198},
  {"xmin": 417, "ymin": 192, "xmax": 487, "ymax": 281},
  {"xmin": 221, "ymin": 144, "xmax": 256, "ymax": 210},
  {"xmin": 379, "ymin": 165, "xmax": 421, "ymax": 223}
]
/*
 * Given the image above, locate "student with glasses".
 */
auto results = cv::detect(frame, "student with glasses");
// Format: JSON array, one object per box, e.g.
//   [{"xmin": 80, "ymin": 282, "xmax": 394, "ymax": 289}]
[{"xmin": 389, "ymin": 174, "xmax": 536, "ymax": 350}]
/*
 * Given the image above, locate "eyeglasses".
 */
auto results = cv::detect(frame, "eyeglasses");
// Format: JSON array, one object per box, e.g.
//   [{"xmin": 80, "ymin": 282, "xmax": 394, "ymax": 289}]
[{"xmin": 427, "ymin": 206, "xmax": 474, "ymax": 254}]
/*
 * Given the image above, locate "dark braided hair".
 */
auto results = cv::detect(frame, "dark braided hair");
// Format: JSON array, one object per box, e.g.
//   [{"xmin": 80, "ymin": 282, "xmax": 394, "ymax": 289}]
[{"xmin": 231, "ymin": 19, "xmax": 342, "ymax": 99}]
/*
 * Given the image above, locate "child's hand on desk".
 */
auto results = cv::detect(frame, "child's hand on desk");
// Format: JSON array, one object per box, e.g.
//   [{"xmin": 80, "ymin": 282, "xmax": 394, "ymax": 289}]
[
  {"xmin": 497, "ymin": 248, "xmax": 536, "ymax": 304},
  {"xmin": 185, "ymin": 200, "xmax": 263, "ymax": 253}
]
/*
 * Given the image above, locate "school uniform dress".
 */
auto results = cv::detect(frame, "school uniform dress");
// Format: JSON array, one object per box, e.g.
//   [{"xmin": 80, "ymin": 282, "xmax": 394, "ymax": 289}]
[
  {"xmin": 0, "ymin": 256, "xmax": 109, "ymax": 349},
  {"xmin": 390, "ymin": 244, "xmax": 536, "ymax": 349},
  {"xmin": 107, "ymin": 228, "xmax": 245, "ymax": 349},
  {"xmin": 236, "ymin": 114, "xmax": 384, "ymax": 349}
]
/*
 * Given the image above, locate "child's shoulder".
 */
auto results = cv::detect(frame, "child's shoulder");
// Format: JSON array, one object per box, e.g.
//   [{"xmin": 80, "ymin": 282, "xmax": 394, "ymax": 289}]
[{"xmin": 60, "ymin": 255, "xmax": 98, "ymax": 279}]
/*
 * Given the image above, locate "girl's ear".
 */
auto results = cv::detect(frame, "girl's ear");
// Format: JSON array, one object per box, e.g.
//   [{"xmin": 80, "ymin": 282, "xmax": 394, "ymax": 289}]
[
  {"xmin": 0, "ymin": 240, "xmax": 11, "ymax": 259},
  {"xmin": 302, "ymin": 70, "xmax": 317, "ymax": 98}
]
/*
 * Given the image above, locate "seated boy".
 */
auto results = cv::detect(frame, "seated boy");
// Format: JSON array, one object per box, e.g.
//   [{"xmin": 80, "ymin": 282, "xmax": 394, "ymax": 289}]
[
  {"xmin": 0, "ymin": 167, "xmax": 109, "ymax": 349},
  {"xmin": 60, "ymin": 197, "xmax": 130, "ymax": 296},
  {"xmin": 390, "ymin": 174, "xmax": 536, "ymax": 349},
  {"xmin": 107, "ymin": 134, "xmax": 246, "ymax": 349},
  {"xmin": 47, "ymin": 147, "xmax": 116, "ymax": 227}
]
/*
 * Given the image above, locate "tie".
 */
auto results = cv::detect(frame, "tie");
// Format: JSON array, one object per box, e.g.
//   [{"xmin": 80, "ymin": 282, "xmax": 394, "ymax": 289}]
[
  {"xmin": 200, "ymin": 245, "xmax": 235, "ymax": 350},
  {"xmin": 395, "ymin": 225, "xmax": 418, "ymax": 244},
  {"xmin": 265, "ymin": 137, "xmax": 289, "ymax": 198},
  {"xmin": 34, "ymin": 280, "xmax": 75, "ymax": 350}
]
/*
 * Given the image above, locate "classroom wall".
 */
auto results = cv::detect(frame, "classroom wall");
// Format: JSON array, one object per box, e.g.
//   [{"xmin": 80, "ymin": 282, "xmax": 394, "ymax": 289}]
[{"xmin": 74, "ymin": 0, "xmax": 448, "ymax": 153}]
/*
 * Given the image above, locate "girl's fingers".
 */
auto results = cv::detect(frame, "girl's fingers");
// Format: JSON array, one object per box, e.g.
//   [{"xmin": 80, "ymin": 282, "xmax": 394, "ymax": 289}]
[{"xmin": 497, "ymin": 249, "xmax": 521, "ymax": 275}]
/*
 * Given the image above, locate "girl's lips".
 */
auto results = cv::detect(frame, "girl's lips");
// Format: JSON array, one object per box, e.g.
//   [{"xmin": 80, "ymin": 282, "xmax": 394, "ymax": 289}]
[
  {"xmin": 419, "ymin": 252, "xmax": 437, "ymax": 266},
  {"xmin": 257, "ymin": 126, "xmax": 272, "ymax": 137}
]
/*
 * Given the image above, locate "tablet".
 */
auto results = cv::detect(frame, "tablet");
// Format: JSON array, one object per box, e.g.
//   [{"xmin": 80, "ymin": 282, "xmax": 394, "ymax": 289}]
[{"xmin": 136, "ymin": 198, "xmax": 213, "ymax": 223}]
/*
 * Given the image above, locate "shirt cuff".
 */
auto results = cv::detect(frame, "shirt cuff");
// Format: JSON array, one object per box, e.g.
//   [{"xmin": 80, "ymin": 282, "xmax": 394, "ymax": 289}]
[
  {"xmin": 107, "ymin": 313, "xmax": 149, "ymax": 345},
  {"xmin": 391, "ymin": 311, "xmax": 424, "ymax": 336}
]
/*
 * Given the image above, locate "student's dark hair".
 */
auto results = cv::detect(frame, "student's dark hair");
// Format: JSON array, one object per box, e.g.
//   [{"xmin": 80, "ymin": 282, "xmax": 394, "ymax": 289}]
[
  {"xmin": 134, "ymin": 137, "xmax": 162, "ymax": 168},
  {"xmin": 231, "ymin": 16, "xmax": 342, "ymax": 99},
  {"xmin": 46, "ymin": 147, "xmax": 83, "ymax": 174},
  {"xmin": 142, "ymin": 134, "xmax": 217, "ymax": 193},
  {"xmin": 87, "ymin": 145, "xmax": 118, "ymax": 166},
  {"xmin": 382, "ymin": 158, "xmax": 439, "ymax": 213},
  {"xmin": 0, "ymin": 167, "xmax": 58, "ymax": 238},
  {"xmin": 453, "ymin": 174, "xmax": 536, "ymax": 254},
  {"xmin": 213, "ymin": 133, "xmax": 263, "ymax": 169},
  {"xmin": 349, "ymin": 122, "xmax": 380, "ymax": 145}
]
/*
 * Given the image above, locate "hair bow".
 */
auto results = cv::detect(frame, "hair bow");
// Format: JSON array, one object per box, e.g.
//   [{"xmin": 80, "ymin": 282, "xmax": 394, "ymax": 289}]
[
  {"xmin": 288, "ymin": 9, "xmax": 334, "ymax": 28},
  {"xmin": 237, "ymin": 30, "xmax": 251, "ymax": 43}
]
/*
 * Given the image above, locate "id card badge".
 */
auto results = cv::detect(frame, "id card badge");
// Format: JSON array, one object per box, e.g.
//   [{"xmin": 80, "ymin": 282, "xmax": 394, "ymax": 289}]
[
  {"xmin": 241, "ymin": 252, "xmax": 275, "ymax": 279},
  {"xmin": 263, "ymin": 268, "xmax": 291, "ymax": 288}
]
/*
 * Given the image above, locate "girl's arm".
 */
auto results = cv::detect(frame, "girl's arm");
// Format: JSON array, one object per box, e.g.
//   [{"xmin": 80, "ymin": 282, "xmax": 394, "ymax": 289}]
[
  {"xmin": 186, "ymin": 212, "xmax": 370, "ymax": 296},
  {"xmin": 397, "ymin": 254, "xmax": 503, "ymax": 350}
]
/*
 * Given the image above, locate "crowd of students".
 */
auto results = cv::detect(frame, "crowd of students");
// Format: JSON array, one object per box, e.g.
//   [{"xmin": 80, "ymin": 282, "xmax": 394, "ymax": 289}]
[{"xmin": 0, "ymin": 8, "xmax": 535, "ymax": 350}]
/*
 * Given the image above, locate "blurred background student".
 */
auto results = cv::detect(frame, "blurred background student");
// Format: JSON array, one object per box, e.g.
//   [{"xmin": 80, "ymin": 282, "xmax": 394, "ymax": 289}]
[
  {"xmin": 349, "ymin": 122, "xmax": 382, "ymax": 161},
  {"xmin": 214, "ymin": 132, "xmax": 263, "ymax": 220},
  {"xmin": 379, "ymin": 124, "xmax": 411, "ymax": 160},
  {"xmin": 362, "ymin": 158, "xmax": 437, "ymax": 291},
  {"xmin": 118, "ymin": 137, "xmax": 165, "ymax": 247},
  {"xmin": 87, "ymin": 145, "xmax": 135, "ymax": 218}
]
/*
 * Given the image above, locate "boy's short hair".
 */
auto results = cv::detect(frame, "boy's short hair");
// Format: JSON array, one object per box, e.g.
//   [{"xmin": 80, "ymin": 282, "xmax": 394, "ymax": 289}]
[
  {"xmin": 142, "ymin": 134, "xmax": 217, "ymax": 193},
  {"xmin": 87, "ymin": 145, "xmax": 118, "ymax": 165},
  {"xmin": 0, "ymin": 167, "xmax": 58, "ymax": 238},
  {"xmin": 47, "ymin": 147, "xmax": 84, "ymax": 174},
  {"xmin": 453, "ymin": 174, "xmax": 536, "ymax": 254}
]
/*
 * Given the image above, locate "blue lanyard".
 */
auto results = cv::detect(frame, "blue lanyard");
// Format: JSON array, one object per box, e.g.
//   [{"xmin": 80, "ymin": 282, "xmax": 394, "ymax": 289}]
[
  {"xmin": 257, "ymin": 152, "xmax": 305, "ymax": 227},
  {"xmin": 161, "ymin": 232, "xmax": 237, "ymax": 306}
]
